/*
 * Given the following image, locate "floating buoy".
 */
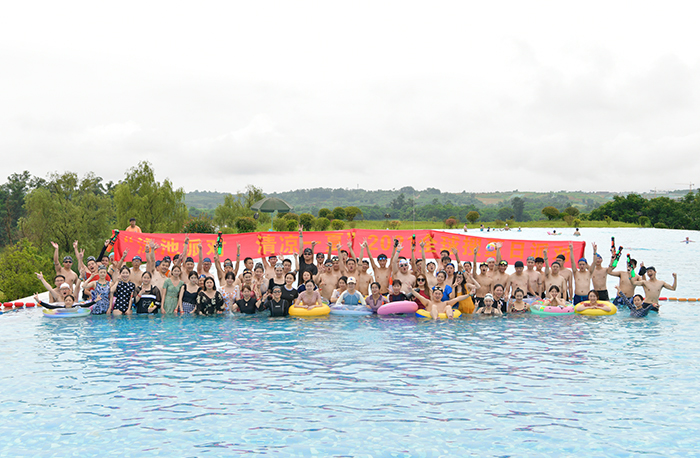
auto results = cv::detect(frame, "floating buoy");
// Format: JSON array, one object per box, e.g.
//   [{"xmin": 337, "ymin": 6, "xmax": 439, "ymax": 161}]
[
  {"xmin": 667, "ymin": 297, "xmax": 677, "ymax": 301},
  {"xmin": 688, "ymin": 298, "xmax": 697, "ymax": 302},
  {"xmin": 14, "ymin": 302, "xmax": 24, "ymax": 308},
  {"xmin": 659, "ymin": 297, "xmax": 668, "ymax": 301},
  {"xmin": 25, "ymin": 302, "xmax": 36, "ymax": 308},
  {"xmin": 1, "ymin": 302, "xmax": 13, "ymax": 308}
]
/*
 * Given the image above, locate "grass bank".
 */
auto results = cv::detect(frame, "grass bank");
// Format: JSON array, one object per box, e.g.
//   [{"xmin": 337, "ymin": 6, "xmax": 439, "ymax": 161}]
[{"xmin": 252, "ymin": 220, "xmax": 639, "ymax": 231}]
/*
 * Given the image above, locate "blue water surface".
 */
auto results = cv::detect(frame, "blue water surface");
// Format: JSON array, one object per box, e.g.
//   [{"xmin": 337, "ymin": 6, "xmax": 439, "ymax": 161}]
[{"xmin": 2, "ymin": 228, "xmax": 700, "ymax": 457}]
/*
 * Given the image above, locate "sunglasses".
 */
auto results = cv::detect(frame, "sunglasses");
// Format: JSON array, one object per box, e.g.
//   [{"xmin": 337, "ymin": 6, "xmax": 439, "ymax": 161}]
[{"xmin": 417, "ymin": 278, "xmax": 426, "ymax": 282}]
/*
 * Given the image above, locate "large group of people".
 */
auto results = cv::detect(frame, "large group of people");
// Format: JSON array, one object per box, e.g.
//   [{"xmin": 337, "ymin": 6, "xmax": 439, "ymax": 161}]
[{"xmin": 35, "ymin": 222, "xmax": 677, "ymax": 319}]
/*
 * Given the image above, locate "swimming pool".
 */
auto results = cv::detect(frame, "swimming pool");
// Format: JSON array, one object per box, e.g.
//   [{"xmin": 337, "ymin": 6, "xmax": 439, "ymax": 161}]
[{"xmin": 2, "ymin": 228, "xmax": 699, "ymax": 456}]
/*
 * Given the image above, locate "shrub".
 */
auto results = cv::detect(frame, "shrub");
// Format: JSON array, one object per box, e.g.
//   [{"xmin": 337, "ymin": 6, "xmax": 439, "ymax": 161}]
[
  {"xmin": 564, "ymin": 206, "xmax": 580, "ymax": 217},
  {"xmin": 273, "ymin": 217, "xmax": 288, "ymax": 232},
  {"xmin": 182, "ymin": 217, "xmax": 215, "ymax": 233},
  {"xmin": 573, "ymin": 218, "xmax": 582, "ymax": 227},
  {"xmin": 563, "ymin": 214, "xmax": 574, "ymax": 226},
  {"xmin": 466, "ymin": 211, "xmax": 480, "ymax": 224},
  {"xmin": 387, "ymin": 220, "xmax": 401, "ymax": 230},
  {"xmin": 314, "ymin": 217, "xmax": 330, "ymax": 231},
  {"xmin": 299, "ymin": 213, "xmax": 315, "ymax": 230},
  {"xmin": 283, "ymin": 212, "xmax": 299, "ymax": 221},
  {"xmin": 654, "ymin": 222, "xmax": 667, "ymax": 229},
  {"xmin": 330, "ymin": 219, "xmax": 345, "ymax": 230},
  {"xmin": 639, "ymin": 216, "xmax": 651, "ymax": 227},
  {"xmin": 604, "ymin": 215, "xmax": 612, "ymax": 226},
  {"xmin": 286, "ymin": 219, "xmax": 298, "ymax": 231},
  {"xmin": 0, "ymin": 239, "xmax": 53, "ymax": 301},
  {"xmin": 331, "ymin": 207, "xmax": 346, "ymax": 221},
  {"xmin": 494, "ymin": 219, "xmax": 504, "ymax": 227},
  {"xmin": 445, "ymin": 218, "xmax": 457, "ymax": 229},
  {"xmin": 234, "ymin": 217, "xmax": 257, "ymax": 233}
]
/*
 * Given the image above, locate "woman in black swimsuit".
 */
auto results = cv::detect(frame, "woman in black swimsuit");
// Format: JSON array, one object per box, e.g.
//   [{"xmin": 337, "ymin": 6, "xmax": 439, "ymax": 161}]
[
  {"xmin": 196, "ymin": 277, "xmax": 225, "ymax": 316},
  {"xmin": 177, "ymin": 270, "xmax": 200, "ymax": 314}
]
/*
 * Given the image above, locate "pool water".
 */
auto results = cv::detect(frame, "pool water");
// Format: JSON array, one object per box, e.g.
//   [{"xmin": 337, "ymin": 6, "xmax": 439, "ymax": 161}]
[{"xmin": 2, "ymin": 228, "xmax": 700, "ymax": 456}]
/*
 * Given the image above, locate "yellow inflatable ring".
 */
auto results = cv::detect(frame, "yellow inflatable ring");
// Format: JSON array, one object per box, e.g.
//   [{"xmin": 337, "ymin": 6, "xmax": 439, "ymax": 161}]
[
  {"xmin": 415, "ymin": 309, "xmax": 462, "ymax": 319},
  {"xmin": 289, "ymin": 304, "xmax": 330, "ymax": 317},
  {"xmin": 575, "ymin": 301, "xmax": 617, "ymax": 316}
]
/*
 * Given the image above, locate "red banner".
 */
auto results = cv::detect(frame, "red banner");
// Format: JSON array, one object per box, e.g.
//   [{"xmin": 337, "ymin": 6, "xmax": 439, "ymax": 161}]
[{"xmin": 114, "ymin": 230, "xmax": 585, "ymax": 265}]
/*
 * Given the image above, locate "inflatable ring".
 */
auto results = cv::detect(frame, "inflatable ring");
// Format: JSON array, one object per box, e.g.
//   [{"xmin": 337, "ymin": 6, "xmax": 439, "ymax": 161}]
[
  {"xmin": 329, "ymin": 306, "xmax": 372, "ymax": 316},
  {"xmin": 43, "ymin": 307, "xmax": 91, "ymax": 318},
  {"xmin": 415, "ymin": 309, "xmax": 462, "ymax": 319},
  {"xmin": 378, "ymin": 300, "xmax": 418, "ymax": 315},
  {"xmin": 575, "ymin": 301, "xmax": 617, "ymax": 316},
  {"xmin": 289, "ymin": 304, "xmax": 330, "ymax": 317},
  {"xmin": 530, "ymin": 300, "xmax": 574, "ymax": 316}
]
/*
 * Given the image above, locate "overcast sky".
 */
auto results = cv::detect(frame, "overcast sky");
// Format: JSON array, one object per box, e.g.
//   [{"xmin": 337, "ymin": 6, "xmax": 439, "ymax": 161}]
[{"xmin": 2, "ymin": 1, "xmax": 699, "ymax": 195}]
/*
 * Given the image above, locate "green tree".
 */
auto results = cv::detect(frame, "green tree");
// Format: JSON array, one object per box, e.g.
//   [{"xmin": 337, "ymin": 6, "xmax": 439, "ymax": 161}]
[
  {"xmin": 0, "ymin": 171, "xmax": 34, "ymax": 247},
  {"xmin": 113, "ymin": 162, "xmax": 188, "ymax": 232},
  {"xmin": 314, "ymin": 217, "xmax": 330, "ymax": 231},
  {"xmin": 563, "ymin": 206, "xmax": 580, "ymax": 217},
  {"xmin": 331, "ymin": 207, "xmax": 346, "ymax": 220},
  {"xmin": 273, "ymin": 217, "xmax": 289, "ymax": 232},
  {"xmin": 344, "ymin": 206, "xmax": 363, "ymax": 221},
  {"xmin": 511, "ymin": 197, "xmax": 525, "ymax": 221},
  {"xmin": 466, "ymin": 211, "xmax": 480, "ymax": 224},
  {"xmin": 330, "ymin": 219, "xmax": 345, "ymax": 230},
  {"xmin": 22, "ymin": 172, "xmax": 113, "ymax": 255},
  {"xmin": 541, "ymin": 206, "xmax": 560, "ymax": 220},
  {"xmin": 0, "ymin": 239, "xmax": 53, "ymax": 301},
  {"xmin": 299, "ymin": 213, "xmax": 315, "ymax": 230},
  {"xmin": 318, "ymin": 208, "xmax": 332, "ymax": 218}
]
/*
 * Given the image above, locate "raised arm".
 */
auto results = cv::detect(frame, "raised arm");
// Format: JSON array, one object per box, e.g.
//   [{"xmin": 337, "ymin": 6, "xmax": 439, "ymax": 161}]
[
  {"xmin": 472, "ymin": 246, "xmax": 478, "ymax": 276},
  {"xmin": 145, "ymin": 241, "xmax": 156, "ymax": 274},
  {"xmin": 74, "ymin": 240, "xmax": 86, "ymax": 273},
  {"xmin": 496, "ymin": 243, "xmax": 502, "ymax": 265},
  {"xmin": 175, "ymin": 237, "xmax": 189, "ymax": 268},
  {"xmin": 664, "ymin": 273, "xmax": 678, "ymax": 291},
  {"xmin": 452, "ymin": 247, "xmax": 462, "ymax": 268},
  {"xmin": 213, "ymin": 252, "xmax": 224, "ymax": 281},
  {"xmin": 543, "ymin": 249, "xmax": 550, "ymax": 277},
  {"xmin": 196, "ymin": 242, "xmax": 204, "ymax": 275},
  {"xmin": 445, "ymin": 294, "xmax": 471, "ymax": 307},
  {"xmin": 363, "ymin": 239, "xmax": 380, "ymax": 272},
  {"xmin": 298, "ymin": 225, "xmax": 305, "ymax": 256},
  {"xmin": 391, "ymin": 241, "xmax": 401, "ymax": 276},
  {"xmin": 589, "ymin": 243, "xmax": 597, "ymax": 273},
  {"xmin": 35, "ymin": 272, "xmax": 57, "ymax": 295},
  {"xmin": 569, "ymin": 242, "xmax": 576, "ymax": 272},
  {"xmin": 413, "ymin": 291, "xmax": 430, "ymax": 307},
  {"xmin": 51, "ymin": 241, "xmax": 61, "ymax": 273},
  {"xmin": 419, "ymin": 241, "xmax": 429, "ymax": 278},
  {"xmin": 233, "ymin": 243, "xmax": 241, "ymax": 274}
]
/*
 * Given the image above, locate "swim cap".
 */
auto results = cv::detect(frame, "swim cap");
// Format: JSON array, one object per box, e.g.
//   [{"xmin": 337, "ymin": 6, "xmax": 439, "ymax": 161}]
[
  {"xmin": 578, "ymin": 258, "xmax": 587, "ymax": 264},
  {"xmin": 486, "ymin": 257, "xmax": 495, "ymax": 262},
  {"xmin": 514, "ymin": 261, "xmax": 524, "ymax": 268},
  {"xmin": 60, "ymin": 282, "xmax": 71, "ymax": 289},
  {"xmin": 162, "ymin": 256, "xmax": 172, "ymax": 262},
  {"xmin": 484, "ymin": 293, "xmax": 494, "ymax": 301},
  {"xmin": 272, "ymin": 286, "xmax": 282, "ymax": 292},
  {"xmin": 203, "ymin": 257, "xmax": 211, "ymax": 263},
  {"xmin": 63, "ymin": 256, "xmax": 73, "ymax": 263},
  {"xmin": 132, "ymin": 255, "xmax": 142, "ymax": 262},
  {"xmin": 86, "ymin": 256, "xmax": 96, "ymax": 262},
  {"xmin": 185, "ymin": 257, "xmax": 194, "ymax": 263},
  {"xmin": 526, "ymin": 256, "xmax": 535, "ymax": 262},
  {"xmin": 155, "ymin": 260, "xmax": 161, "ymax": 268},
  {"xmin": 97, "ymin": 265, "xmax": 107, "ymax": 271},
  {"xmin": 303, "ymin": 248, "xmax": 313, "ymax": 255}
]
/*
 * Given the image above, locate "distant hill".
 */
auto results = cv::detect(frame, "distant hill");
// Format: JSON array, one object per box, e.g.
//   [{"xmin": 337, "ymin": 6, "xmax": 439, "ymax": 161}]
[{"xmin": 185, "ymin": 188, "xmax": 693, "ymax": 221}]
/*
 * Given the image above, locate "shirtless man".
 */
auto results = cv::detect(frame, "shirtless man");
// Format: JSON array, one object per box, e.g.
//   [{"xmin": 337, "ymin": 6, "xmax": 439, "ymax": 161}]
[
  {"xmin": 355, "ymin": 246, "xmax": 373, "ymax": 296},
  {"xmin": 525, "ymin": 256, "xmax": 543, "ymax": 298},
  {"xmin": 631, "ymin": 267, "xmax": 677, "ymax": 312},
  {"xmin": 491, "ymin": 260, "xmax": 510, "ymax": 292},
  {"xmin": 555, "ymin": 253, "xmax": 574, "ymax": 300},
  {"xmin": 391, "ymin": 242, "xmax": 416, "ymax": 294},
  {"xmin": 338, "ymin": 241, "xmax": 360, "ymax": 279},
  {"xmin": 473, "ymin": 247, "xmax": 494, "ymax": 306},
  {"xmin": 505, "ymin": 261, "xmax": 532, "ymax": 298},
  {"xmin": 364, "ymin": 239, "xmax": 394, "ymax": 294},
  {"xmin": 51, "ymin": 242, "xmax": 78, "ymax": 287},
  {"xmin": 543, "ymin": 249, "xmax": 568, "ymax": 297},
  {"xmin": 151, "ymin": 256, "xmax": 171, "ymax": 291},
  {"xmin": 262, "ymin": 255, "xmax": 279, "ymax": 280},
  {"xmin": 316, "ymin": 260, "xmax": 337, "ymax": 302},
  {"xmin": 590, "ymin": 253, "xmax": 610, "ymax": 301},
  {"xmin": 570, "ymin": 242, "xmax": 597, "ymax": 305}
]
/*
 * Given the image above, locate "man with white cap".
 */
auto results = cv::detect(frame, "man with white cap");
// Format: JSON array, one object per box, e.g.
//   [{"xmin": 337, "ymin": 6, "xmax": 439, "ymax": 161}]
[{"xmin": 333, "ymin": 277, "xmax": 368, "ymax": 309}]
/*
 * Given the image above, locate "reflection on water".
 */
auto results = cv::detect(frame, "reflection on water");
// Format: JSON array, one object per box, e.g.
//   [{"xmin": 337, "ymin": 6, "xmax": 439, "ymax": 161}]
[{"xmin": 1, "ymin": 228, "xmax": 699, "ymax": 456}]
